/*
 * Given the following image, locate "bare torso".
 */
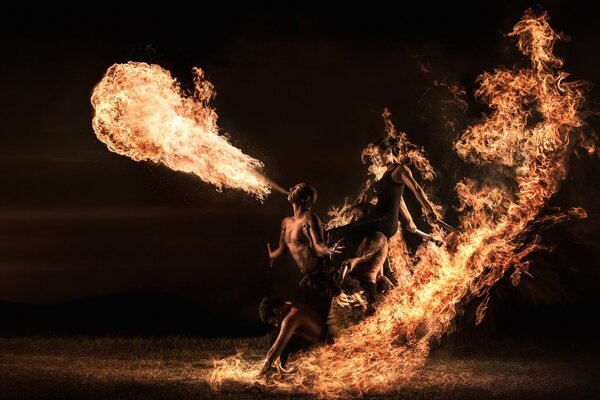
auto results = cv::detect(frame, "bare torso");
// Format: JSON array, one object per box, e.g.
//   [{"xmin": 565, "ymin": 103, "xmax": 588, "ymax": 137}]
[{"xmin": 282, "ymin": 211, "xmax": 324, "ymax": 275}]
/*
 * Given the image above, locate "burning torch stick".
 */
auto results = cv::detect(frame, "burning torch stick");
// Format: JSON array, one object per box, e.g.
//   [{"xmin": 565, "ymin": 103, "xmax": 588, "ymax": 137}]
[
  {"xmin": 435, "ymin": 219, "xmax": 463, "ymax": 235},
  {"xmin": 411, "ymin": 228, "xmax": 444, "ymax": 246}
]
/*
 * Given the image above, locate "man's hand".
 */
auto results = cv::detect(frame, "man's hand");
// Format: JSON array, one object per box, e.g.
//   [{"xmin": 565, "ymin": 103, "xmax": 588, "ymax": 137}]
[
  {"xmin": 341, "ymin": 257, "xmax": 361, "ymax": 273},
  {"xmin": 267, "ymin": 243, "xmax": 276, "ymax": 267},
  {"xmin": 325, "ymin": 239, "xmax": 345, "ymax": 259},
  {"xmin": 406, "ymin": 220, "xmax": 418, "ymax": 233}
]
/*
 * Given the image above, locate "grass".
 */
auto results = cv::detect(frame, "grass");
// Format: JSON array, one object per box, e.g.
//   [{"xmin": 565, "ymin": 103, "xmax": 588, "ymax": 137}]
[{"xmin": 0, "ymin": 336, "xmax": 598, "ymax": 399}]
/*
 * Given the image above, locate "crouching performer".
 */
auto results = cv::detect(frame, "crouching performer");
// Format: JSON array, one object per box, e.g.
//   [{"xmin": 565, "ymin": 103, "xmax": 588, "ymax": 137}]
[{"xmin": 258, "ymin": 297, "xmax": 327, "ymax": 377}]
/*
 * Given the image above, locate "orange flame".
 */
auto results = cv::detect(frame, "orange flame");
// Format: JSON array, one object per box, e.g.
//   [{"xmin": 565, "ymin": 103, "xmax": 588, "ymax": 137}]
[
  {"xmin": 91, "ymin": 62, "xmax": 273, "ymax": 199},
  {"xmin": 211, "ymin": 9, "xmax": 594, "ymax": 398}
]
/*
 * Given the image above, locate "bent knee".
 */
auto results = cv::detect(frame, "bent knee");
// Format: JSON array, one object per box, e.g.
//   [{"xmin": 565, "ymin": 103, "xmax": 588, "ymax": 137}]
[{"xmin": 371, "ymin": 232, "xmax": 387, "ymax": 245}]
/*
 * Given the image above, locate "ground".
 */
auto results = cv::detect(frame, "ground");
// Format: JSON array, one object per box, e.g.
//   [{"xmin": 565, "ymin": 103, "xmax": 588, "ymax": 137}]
[{"xmin": 0, "ymin": 336, "xmax": 598, "ymax": 400}]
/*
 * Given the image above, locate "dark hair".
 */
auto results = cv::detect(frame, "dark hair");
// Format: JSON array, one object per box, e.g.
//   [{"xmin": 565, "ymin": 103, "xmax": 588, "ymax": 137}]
[
  {"xmin": 294, "ymin": 183, "xmax": 318, "ymax": 207},
  {"xmin": 351, "ymin": 202, "xmax": 375, "ymax": 217},
  {"xmin": 374, "ymin": 136, "xmax": 401, "ymax": 157},
  {"xmin": 259, "ymin": 297, "xmax": 285, "ymax": 324}
]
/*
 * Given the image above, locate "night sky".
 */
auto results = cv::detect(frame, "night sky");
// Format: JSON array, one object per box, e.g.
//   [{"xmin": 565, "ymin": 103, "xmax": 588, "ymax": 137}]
[{"xmin": 1, "ymin": 1, "xmax": 599, "ymax": 336}]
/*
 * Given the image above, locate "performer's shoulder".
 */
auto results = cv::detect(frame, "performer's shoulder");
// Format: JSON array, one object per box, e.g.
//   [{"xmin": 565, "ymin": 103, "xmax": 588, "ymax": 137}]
[
  {"xmin": 391, "ymin": 163, "xmax": 411, "ymax": 179},
  {"xmin": 280, "ymin": 217, "xmax": 292, "ymax": 228},
  {"xmin": 283, "ymin": 307, "xmax": 301, "ymax": 324},
  {"xmin": 301, "ymin": 210, "xmax": 321, "ymax": 223}
]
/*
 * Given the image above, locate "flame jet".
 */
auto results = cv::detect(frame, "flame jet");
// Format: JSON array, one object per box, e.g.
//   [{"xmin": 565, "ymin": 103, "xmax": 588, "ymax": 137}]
[{"xmin": 91, "ymin": 62, "xmax": 284, "ymax": 199}]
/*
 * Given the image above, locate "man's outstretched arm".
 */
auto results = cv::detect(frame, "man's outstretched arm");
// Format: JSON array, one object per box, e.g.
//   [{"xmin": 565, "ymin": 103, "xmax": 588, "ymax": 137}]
[
  {"xmin": 267, "ymin": 219, "xmax": 289, "ymax": 267},
  {"xmin": 305, "ymin": 213, "xmax": 340, "ymax": 258}
]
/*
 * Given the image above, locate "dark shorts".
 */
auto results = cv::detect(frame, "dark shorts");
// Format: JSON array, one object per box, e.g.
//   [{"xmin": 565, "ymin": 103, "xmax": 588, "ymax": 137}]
[
  {"xmin": 297, "ymin": 260, "xmax": 338, "ymax": 321},
  {"xmin": 298, "ymin": 261, "xmax": 337, "ymax": 297}
]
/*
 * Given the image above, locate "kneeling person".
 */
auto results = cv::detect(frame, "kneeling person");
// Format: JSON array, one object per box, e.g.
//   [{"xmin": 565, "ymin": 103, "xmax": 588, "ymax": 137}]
[{"xmin": 258, "ymin": 297, "xmax": 326, "ymax": 376}]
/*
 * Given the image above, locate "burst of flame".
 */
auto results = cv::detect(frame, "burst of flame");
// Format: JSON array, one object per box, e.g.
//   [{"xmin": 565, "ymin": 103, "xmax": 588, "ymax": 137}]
[
  {"xmin": 359, "ymin": 108, "xmax": 436, "ymax": 184},
  {"xmin": 91, "ymin": 62, "xmax": 273, "ymax": 199},
  {"xmin": 211, "ymin": 9, "xmax": 594, "ymax": 398},
  {"xmin": 324, "ymin": 198, "xmax": 355, "ymax": 230}
]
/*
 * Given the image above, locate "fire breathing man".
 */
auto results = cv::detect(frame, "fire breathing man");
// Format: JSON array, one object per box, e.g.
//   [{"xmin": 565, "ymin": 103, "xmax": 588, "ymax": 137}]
[{"xmin": 267, "ymin": 183, "xmax": 341, "ymax": 297}]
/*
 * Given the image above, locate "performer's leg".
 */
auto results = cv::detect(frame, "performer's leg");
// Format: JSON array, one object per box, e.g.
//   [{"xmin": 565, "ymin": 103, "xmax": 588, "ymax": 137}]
[
  {"xmin": 358, "ymin": 279, "xmax": 378, "ymax": 305},
  {"xmin": 270, "ymin": 325, "xmax": 311, "ymax": 367},
  {"xmin": 327, "ymin": 217, "xmax": 383, "ymax": 243},
  {"xmin": 382, "ymin": 257, "xmax": 397, "ymax": 286}
]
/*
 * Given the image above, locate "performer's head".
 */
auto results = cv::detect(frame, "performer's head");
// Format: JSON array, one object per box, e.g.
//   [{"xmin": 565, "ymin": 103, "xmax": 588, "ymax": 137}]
[
  {"xmin": 259, "ymin": 297, "xmax": 286, "ymax": 326},
  {"xmin": 374, "ymin": 136, "xmax": 401, "ymax": 165},
  {"xmin": 287, "ymin": 182, "xmax": 318, "ymax": 208}
]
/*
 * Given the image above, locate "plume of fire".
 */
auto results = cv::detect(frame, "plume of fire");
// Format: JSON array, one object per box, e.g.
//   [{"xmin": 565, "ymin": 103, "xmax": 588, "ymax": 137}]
[
  {"xmin": 382, "ymin": 107, "xmax": 436, "ymax": 181},
  {"xmin": 91, "ymin": 62, "xmax": 279, "ymax": 199},
  {"xmin": 360, "ymin": 108, "xmax": 436, "ymax": 183},
  {"xmin": 211, "ymin": 9, "xmax": 594, "ymax": 398}
]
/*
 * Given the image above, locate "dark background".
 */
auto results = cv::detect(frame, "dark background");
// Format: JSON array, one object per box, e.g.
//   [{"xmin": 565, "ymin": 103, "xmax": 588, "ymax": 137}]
[{"xmin": 0, "ymin": 1, "xmax": 598, "ymax": 341}]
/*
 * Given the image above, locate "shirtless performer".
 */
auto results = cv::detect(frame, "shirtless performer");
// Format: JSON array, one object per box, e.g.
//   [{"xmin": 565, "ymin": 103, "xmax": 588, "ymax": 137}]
[
  {"xmin": 340, "ymin": 203, "xmax": 395, "ymax": 304},
  {"xmin": 267, "ymin": 183, "xmax": 341, "ymax": 296},
  {"xmin": 258, "ymin": 297, "xmax": 325, "ymax": 376}
]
